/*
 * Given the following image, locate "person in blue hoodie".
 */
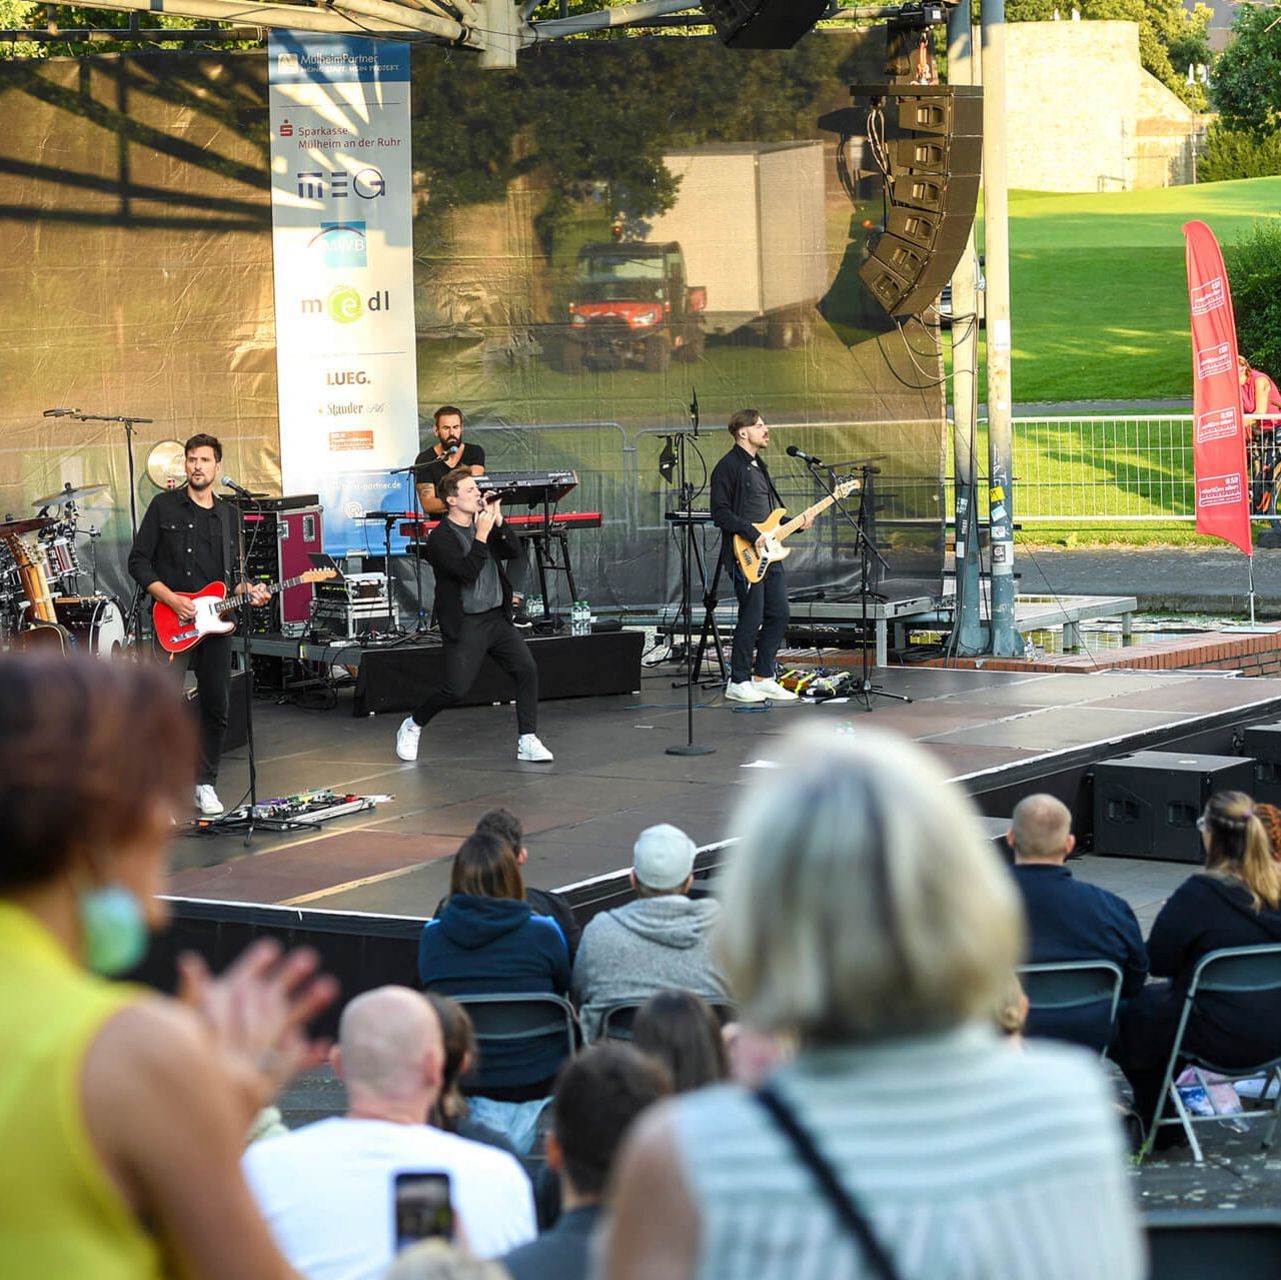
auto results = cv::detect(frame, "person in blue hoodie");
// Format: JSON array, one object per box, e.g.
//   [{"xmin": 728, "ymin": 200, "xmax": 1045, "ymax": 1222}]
[{"xmin": 418, "ymin": 831, "xmax": 571, "ymax": 1152}]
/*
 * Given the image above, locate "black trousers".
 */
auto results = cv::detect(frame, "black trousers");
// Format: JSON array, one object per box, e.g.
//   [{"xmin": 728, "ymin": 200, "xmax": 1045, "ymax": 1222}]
[
  {"xmin": 730, "ymin": 561, "xmax": 789, "ymax": 684},
  {"xmin": 412, "ymin": 607, "xmax": 538, "ymax": 735},
  {"xmin": 157, "ymin": 630, "xmax": 233, "ymax": 786}
]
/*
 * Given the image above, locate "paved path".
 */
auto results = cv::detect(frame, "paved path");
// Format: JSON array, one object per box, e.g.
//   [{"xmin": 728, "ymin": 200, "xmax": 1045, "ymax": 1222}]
[{"xmin": 1016, "ymin": 547, "xmax": 1281, "ymax": 617}]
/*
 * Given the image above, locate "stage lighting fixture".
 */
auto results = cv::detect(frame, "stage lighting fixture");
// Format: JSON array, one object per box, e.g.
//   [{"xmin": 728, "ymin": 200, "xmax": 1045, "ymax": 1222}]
[
  {"xmin": 700, "ymin": 0, "xmax": 829, "ymax": 48},
  {"xmin": 658, "ymin": 437, "xmax": 678, "ymax": 484}
]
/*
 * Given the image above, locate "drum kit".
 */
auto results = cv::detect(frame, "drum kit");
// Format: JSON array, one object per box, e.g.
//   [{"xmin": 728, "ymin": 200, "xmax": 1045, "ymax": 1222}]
[{"xmin": 0, "ymin": 481, "xmax": 125, "ymax": 658}]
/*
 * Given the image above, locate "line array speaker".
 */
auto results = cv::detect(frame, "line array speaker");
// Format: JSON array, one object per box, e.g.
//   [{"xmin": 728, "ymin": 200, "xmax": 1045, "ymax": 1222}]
[
  {"xmin": 700, "ymin": 0, "xmax": 828, "ymax": 48},
  {"xmin": 855, "ymin": 84, "xmax": 984, "ymax": 319}
]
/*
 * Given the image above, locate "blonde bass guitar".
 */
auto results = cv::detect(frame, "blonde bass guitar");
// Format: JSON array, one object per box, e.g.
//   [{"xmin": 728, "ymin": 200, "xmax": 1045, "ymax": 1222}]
[{"xmin": 732, "ymin": 479, "xmax": 860, "ymax": 584}]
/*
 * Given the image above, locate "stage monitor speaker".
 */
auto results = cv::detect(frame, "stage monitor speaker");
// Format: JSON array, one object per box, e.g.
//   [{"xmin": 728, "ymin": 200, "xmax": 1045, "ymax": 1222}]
[
  {"xmin": 1244, "ymin": 723, "xmax": 1281, "ymax": 803},
  {"xmin": 1092, "ymin": 750, "xmax": 1254, "ymax": 862},
  {"xmin": 700, "ymin": 0, "xmax": 828, "ymax": 48}
]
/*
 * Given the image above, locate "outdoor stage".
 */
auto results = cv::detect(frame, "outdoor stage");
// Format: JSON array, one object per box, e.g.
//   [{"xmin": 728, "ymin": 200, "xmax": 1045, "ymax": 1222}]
[{"xmin": 164, "ymin": 659, "xmax": 1281, "ymax": 924}]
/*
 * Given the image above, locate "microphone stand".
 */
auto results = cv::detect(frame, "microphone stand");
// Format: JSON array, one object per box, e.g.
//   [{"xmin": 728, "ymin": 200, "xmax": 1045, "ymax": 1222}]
[
  {"xmin": 68, "ymin": 411, "xmax": 148, "ymax": 643},
  {"xmin": 801, "ymin": 458, "xmax": 910, "ymax": 711},
  {"xmin": 667, "ymin": 387, "xmax": 714, "ymax": 758},
  {"xmin": 388, "ymin": 462, "xmax": 428, "ymax": 634},
  {"xmin": 199, "ymin": 487, "xmax": 317, "ymax": 844}
]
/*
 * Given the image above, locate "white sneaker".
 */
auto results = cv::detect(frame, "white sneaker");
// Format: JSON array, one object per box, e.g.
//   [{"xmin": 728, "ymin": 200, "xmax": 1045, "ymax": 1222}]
[
  {"xmin": 194, "ymin": 784, "xmax": 224, "ymax": 816},
  {"xmin": 517, "ymin": 733, "xmax": 554, "ymax": 763},
  {"xmin": 725, "ymin": 679, "xmax": 768, "ymax": 703},
  {"xmin": 752, "ymin": 677, "xmax": 799, "ymax": 702},
  {"xmin": 396, "ymin": 716, "xmax": 421, "ymax": 762}
]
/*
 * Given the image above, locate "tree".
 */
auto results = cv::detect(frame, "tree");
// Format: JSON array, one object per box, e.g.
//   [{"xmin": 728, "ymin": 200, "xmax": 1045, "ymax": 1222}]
[
  {"xmin": 1227, "ymin": 221, "xmax": 1281, "ymax": 379},
  {"xmin": 1197, "ymin": 121, "xmax": 1281, "ymax": 181},
  {"xmin": 1211, "ymin": 2, "xmax": 1281, "ymax": 134}
]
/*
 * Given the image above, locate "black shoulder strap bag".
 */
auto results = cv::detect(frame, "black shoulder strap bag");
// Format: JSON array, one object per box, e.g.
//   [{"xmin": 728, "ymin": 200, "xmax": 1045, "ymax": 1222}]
[{"xmin": 755, "ymin": 1083, "xmax": 902, "ymax": 1280}]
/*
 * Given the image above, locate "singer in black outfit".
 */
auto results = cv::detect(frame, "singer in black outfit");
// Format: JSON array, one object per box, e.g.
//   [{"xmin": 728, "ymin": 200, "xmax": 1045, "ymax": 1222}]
[
  {"xmin": 710, "ymin": 409, "xmax": 807, "ymax": 703},
  {"xmin": 127, "ymin": 433, "xmax": 269, "ymax": 814},
  {"xmin": 414, "ymin": 405, "xmax": 486, "ymax": 515}
]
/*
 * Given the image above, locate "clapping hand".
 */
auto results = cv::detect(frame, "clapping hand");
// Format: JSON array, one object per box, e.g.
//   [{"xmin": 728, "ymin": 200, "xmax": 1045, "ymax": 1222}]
[{"xmin": 177, "ymin": 938, "xmax": 339, "ymax": 1117}]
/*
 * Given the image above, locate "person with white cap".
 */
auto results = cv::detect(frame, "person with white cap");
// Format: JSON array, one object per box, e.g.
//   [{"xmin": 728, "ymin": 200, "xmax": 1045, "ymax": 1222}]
[{"xmin": 571, "ymin": 824, "xmax": 730, "ymax": 1041}]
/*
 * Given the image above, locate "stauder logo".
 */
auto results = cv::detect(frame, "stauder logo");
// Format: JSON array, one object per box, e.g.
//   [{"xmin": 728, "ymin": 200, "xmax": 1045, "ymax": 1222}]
[{"xmin": 300, "ymin": 288, "xmax": 391, "ymax": 324}]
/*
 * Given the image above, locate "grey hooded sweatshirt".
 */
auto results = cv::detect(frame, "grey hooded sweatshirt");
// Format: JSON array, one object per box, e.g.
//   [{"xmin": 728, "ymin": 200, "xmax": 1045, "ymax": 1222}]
[{"xmin": 571, "ymin": 894, "xmax": 731, "ymax": 1041}]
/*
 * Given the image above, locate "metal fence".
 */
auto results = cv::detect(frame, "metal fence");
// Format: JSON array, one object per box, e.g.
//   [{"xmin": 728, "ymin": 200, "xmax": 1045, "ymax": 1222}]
[{"xmin": 951, "ymin": 415, "xmax": 1197, "ymax": 523}]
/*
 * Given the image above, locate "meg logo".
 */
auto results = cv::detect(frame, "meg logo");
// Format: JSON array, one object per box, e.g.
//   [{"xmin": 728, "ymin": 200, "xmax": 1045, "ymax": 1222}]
[{"xmin": 311, "ymin": 221, "xmax": 367, "ymax": 268}]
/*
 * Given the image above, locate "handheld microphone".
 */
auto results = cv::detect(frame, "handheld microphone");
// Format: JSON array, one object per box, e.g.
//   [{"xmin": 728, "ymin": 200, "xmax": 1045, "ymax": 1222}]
[
  {"xmin": 220, "ymin": 476, "xmax": 253, "ymax": 496},
  {"xmin": 42, "ymin": 407, "xmax": 79, "ymax": 418},
  {"xmin": 786, "ymin": 444, "xmax": 823, "ymax": 466}
]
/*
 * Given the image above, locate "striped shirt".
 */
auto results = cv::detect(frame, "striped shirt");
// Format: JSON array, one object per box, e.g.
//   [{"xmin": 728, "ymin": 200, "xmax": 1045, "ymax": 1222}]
[{"xmin": 670, "ymin": 1025, "xmax": 1144, "ymax": 1280}]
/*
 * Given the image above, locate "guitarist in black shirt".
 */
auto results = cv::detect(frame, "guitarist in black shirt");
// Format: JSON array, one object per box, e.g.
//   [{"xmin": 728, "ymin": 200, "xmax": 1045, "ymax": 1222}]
[{"xmin": 710, "ymin": 409, "xmax": 809, "ymax": 704}]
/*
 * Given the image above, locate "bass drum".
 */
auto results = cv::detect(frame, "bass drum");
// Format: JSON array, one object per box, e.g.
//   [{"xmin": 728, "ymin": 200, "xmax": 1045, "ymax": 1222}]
[{"xmin": 53, "ymin": 596, "xmax": 126, "ymax": 659}]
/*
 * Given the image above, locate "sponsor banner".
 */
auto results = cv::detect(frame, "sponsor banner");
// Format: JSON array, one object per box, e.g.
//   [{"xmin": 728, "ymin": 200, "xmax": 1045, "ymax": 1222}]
[
  {"xmin": 268, "ymin": 33, "xmax": 417, "ymax": 554},
  {"xmin": 1183, "ymin": 220, "xmax": 1250, "ymax": 557}
]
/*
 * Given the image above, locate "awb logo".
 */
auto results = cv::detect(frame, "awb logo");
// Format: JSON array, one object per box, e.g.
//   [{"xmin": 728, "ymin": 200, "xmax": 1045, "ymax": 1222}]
[
  {"xmin": 300, "ymin": 288, "xmax": 391, "ymax": 324},
  {"xmin": 310, "ymin": 221, "xmax": 367, "ymax": 268},
  {"xmin": 277, "ymin": 52, "xmax": 299, "ymax": 72}
]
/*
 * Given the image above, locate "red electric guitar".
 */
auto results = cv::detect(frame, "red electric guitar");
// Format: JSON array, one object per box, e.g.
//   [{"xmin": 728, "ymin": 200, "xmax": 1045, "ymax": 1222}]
[{"xmin": 153, "ymin": 570, "xmax": 336, "ymax": 654}]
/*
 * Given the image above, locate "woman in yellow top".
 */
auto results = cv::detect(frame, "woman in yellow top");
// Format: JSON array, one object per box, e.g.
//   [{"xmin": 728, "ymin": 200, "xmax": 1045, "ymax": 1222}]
[{"xmin": 0, "ymin": 654, "xmax": 337, "ymax": 1279}]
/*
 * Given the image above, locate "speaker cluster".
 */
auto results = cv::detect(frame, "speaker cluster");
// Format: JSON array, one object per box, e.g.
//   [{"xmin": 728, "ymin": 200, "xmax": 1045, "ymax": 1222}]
[{"xmin": 855, "ymin": 85, "xmax": 983, "ymax": 318}]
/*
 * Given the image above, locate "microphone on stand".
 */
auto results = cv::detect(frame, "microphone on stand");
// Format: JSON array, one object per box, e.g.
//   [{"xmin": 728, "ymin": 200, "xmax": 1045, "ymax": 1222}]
[
  {"xmin": 786, "ymin": 444, "xmax": 824, "ymax": 467},
  {"xmin": 42, "ymin": 408, "xmax": 80, "ymax": 418},
  {"xmin": 220, "ymin": 476, "xmax": 254, "ymax": 497}
]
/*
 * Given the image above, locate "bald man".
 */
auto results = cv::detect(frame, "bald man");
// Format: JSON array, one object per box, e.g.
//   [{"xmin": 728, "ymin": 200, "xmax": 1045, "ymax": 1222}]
[
  {"xmin": 243, "ymin": 987, "xmax": 535, "ymax": 1279},
  {"xmin": 1008, "ymin": 794, "xmax": 1149, "ymax": 1052}
]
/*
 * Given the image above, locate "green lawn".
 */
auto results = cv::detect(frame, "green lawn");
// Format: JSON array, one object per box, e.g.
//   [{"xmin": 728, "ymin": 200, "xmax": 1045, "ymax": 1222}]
[{"xmin": 977, "ymin": 178, "xmax": 1281, "ymax": 402}]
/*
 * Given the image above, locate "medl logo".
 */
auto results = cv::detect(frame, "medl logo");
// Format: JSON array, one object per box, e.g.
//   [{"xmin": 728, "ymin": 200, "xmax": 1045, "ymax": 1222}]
[
  {"xmin": 310, "ymin": 221, "xmax": 367, "ymax": 268},
  {"xmin": 300, "ymin": 287, "xmax": 391, "ymax": 324}
]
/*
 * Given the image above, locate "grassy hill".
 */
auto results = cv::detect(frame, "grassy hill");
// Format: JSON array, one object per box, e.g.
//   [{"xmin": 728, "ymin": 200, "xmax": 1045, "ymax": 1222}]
[{"xmin": 993, "ymin": 177, "xmax": 1281, "ymax": 402}]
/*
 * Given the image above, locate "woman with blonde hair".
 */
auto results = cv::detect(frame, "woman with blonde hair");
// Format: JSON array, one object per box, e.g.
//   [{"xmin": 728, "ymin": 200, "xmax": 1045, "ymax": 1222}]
[
  {"xmin": 605, "ymin": 725, "xmax": 1142, "ymax": 1280},
  {"xmin": 1117, "ymin": 790, "xmax": 1281, "ymax": 1141}
]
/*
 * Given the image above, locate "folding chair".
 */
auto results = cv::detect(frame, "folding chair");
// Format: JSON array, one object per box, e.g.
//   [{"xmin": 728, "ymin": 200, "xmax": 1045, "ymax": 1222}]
[
  {"xmin": 1140, "ymin": 944, "xmax": 1281, "ymax": 1163},
  {"xmin": 1017, "ymin": 959, "xmax": 1124, "ymax": 1057},
  {"xmin": 451, "ymin": 992, "xmax": 581, "ymax": 1071},
  {"xmin": 1146, "ymin": 1209, "xmax": 1281, "ymax": 1278},
  {"xmin": 599, "ymin": 996, "xmax": 739, "ymax": 1042}
]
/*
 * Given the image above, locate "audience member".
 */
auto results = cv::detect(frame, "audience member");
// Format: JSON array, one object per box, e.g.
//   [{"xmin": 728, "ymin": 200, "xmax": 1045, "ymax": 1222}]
[
  {"xmin": 1254, "ymin": 801, "xmax": 1281, "ymax": 862},
  {"xmin": 475, "ymin": 808, "xmax": 581, "ymax": 958},
  {"xmin": 418, "ymin": 832, "xmax": 571, "ymax": 1151},
  {"xmin": 0, "ymin": 655, "xmax": 337, "ymax": 1279},
  {"xmin": 631, "ymin": 989, "xmax": 729, "ymax": 1092},
  {"xmin": 422, "ymin": 992, "xmax": 521, "ymax": 1160},
  {"xmin": 433, "ymin": 811, "xmax": 580, "ymax": 959},
  {"xmin": 571, "ymin": 824, "xmax": 729, "ymax": 1041},
  {"xmin": 244, "ymin": 986, "xmax": 535, "ymax": 1277},
  {"xmin": 1116, "ymin": 790, "xmax": 1281, "ymax": 1141},
  {"xmin": 606, "ymin": 726, "xmax": 1144, "ymax": 1279},
  {"xmin": 501, "ymin": 1045, "xmax": 670, "ymax": 1280},
  {"xmin": 1008, "ymin": 793, "xmax": 1148, "ymax": 1049},
  {"xmin": 385, "ymin": 1240, "xmax": 510, "ymax": 1280}
]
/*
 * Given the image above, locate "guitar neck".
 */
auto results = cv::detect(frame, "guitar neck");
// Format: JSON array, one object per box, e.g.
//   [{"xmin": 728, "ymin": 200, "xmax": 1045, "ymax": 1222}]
[
  {"xmin": 778, "ymin": 493, "xmax": 838, "ymax": 540},
  {"xmin": 210, "ymin": 576, "xmax": 302, "ymax": 616}
]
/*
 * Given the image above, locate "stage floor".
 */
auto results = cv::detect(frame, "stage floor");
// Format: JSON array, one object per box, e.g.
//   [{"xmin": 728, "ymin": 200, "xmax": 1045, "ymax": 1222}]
[{"xmin": 164, "ymin": 663, "xmax": 1281, "ymax": 920}]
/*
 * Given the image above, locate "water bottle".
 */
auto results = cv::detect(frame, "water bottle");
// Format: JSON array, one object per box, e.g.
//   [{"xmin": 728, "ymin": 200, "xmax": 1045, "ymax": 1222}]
[
  {"xmin": 581, "ymin": 599, "xmax": 591, "ymax": 635},
  {"xmin": 528, "ymin": 594, "xmax": 544, "ymax": 621},
  {"xmin": 572, "ymin": 599, "xmax": 588, "ymax": 636}
]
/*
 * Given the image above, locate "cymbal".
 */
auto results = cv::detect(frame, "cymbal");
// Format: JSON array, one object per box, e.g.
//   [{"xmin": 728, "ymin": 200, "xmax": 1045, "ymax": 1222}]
[
  {"xmin": 0, "ymin": 516, "xmax": 55, "ymax": 537},
  {"xmin": 31, "ymin": 482, "xmax": 109, "ymax": 508}
]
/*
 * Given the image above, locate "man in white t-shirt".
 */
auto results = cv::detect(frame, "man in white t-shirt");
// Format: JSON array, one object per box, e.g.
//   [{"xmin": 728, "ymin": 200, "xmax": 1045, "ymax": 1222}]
[{"xmin": 243, "ymin": 986, "xmax": 535, "ymax": 1279}]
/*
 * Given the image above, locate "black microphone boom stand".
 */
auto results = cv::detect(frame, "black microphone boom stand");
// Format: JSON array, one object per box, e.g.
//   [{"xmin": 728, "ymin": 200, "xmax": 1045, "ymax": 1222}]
[
  {"xmin": 198, "ymin": 482, "xmax": 318, "ymax": 844},
  {"xmin": 800, "ymin": 457, "xmax": 910, "ymax": 711},
  {"xmin": 388, "ymin": 462, "xmax": 429, "ymax": 633},
  {"xmin": 666, "ymin": 388, "xmax": 714, "ymax": 758}
]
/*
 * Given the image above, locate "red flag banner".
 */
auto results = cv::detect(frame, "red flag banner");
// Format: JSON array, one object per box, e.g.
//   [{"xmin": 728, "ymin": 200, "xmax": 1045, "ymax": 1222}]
[{"xmin": 1184, "ymin": 219, "xmax": 1252, "ymax": 557}]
